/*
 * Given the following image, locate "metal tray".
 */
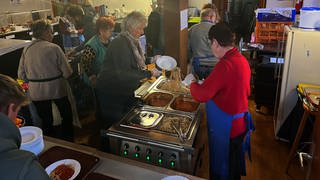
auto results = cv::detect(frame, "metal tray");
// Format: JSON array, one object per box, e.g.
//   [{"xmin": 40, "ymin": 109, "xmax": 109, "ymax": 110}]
[
  {"xmin": 120, "ymin": 107, "xmax": 164, "ymax": 130},
  {"xmin": 141, "ymin": 90, "xmax": 200, "ymax": 114},
  {"xmin": 119, "ymin": 106, "xmax": 196, "ymax": 140},
  {"xmin": 152, "ymin": 76, "xmax": 190, "ymax": 95}
]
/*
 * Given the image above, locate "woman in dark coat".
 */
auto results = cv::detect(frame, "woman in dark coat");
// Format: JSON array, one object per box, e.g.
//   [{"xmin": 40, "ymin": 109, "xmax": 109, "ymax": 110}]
[{"xmin": 96, "ymin": 11, "xmax": 160, "ymax": 129}]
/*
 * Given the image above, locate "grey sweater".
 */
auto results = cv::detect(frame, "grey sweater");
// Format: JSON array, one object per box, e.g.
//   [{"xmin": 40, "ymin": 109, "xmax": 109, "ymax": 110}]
[
  {"xmin": 188, "ymin": 21, "xmax": 217, "ymax": 62},
  {"xmin": 18, "ymin": 39, "xmax": 72, "ymax": 101}
]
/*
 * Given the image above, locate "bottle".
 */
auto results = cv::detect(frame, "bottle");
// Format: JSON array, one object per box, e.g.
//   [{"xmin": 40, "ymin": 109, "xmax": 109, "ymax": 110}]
[
  {"xmin": 295, "ymin": 0, "xmax": 303, "ymax": 14},
  {"xmin": 120, "ymin": 4, "xmax": 126, "ymax": 17}
]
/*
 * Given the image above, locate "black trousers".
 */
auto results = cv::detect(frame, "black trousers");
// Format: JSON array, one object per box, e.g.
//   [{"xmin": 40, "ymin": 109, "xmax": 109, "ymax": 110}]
[{"xmin": 33, "ymin": 96, "xmax": 74, "ymax": 141}]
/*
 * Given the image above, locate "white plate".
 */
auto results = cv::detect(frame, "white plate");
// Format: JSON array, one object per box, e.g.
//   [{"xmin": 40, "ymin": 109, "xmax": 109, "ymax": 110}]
[
  {"xmin": 45, "ymin": 159, "xmax": 81, "ymax": 180},
  {"xmin": 19, "ymin": 126, "xmax": 42, "ymax": 145},
  {"xmin": 156, "ymin": 56, "xmax": 177, "ymax": 71},
  {"xmin": 162, "ymin": 175, "xmax": 189, "ymax": 180}
]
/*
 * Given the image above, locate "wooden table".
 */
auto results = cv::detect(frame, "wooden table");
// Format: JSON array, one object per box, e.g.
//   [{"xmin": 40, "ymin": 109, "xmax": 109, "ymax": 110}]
[{"xmin": 285, "ymin": 102, "xmax": 317, "ymax": 173}]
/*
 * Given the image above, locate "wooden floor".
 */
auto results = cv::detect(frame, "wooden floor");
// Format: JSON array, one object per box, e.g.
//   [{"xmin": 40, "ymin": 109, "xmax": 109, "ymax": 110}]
[{"xmin": 74, "ymin": 99, "xmax": 309, "ymax": 180}]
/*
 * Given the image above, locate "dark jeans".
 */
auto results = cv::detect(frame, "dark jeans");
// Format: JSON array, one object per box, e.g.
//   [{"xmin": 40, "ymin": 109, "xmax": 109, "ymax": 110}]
[{"xmin": 33, "ymin": 96, "xmax": 74, "ymax": 141}]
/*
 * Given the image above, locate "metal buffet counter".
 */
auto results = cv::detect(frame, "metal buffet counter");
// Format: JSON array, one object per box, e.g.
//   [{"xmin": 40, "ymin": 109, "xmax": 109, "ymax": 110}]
[
  {"xmin": 102, "ymin": 76, "xmax": 203, "ymax": 175},
  {"xmin": 43, "ymin": 136, "xmax": 204, "ymax": 180}
]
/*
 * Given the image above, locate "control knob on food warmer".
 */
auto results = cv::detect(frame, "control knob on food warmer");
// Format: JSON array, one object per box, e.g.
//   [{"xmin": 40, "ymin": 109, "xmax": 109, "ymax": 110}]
[
  {"xmin": 170, "ymin": 154, "xmax": 177, "ymax": 168},
  {"xmin": 123, "ymin": 143, "xmax": 129, "ymax": 156},
  {"xmin": 157, "ymin": 151, "xmax": 164, "ymax": 165},
  {"xmin": 146, "ymin": 148, "xmax": 152, "ymax": 162},
  {"xmin": 134, "ymin": 145, "xmax": 140, "ymax": 158}
]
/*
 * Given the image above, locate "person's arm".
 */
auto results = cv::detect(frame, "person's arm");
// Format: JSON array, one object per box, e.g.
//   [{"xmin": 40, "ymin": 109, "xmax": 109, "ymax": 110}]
[
  {"xmin": 56, "ymin": 46, "xmax": 73, "ymax": 78},
  {"xmin": 58, "ymin": 18, "xmax": 70, "ymax": 35},
  {"xmin": 190, "ymin": 62, "xmax": 226, "ymax": 102},
  {"xmin": 18, "ymin": 48, "xmax": 27, "ymax": 81},
  {"xmin": 105, "ymin": 38, "xmax": 151, "ymax": 85},
  {"xmin": 112, "ymin": 44, "xmax": 151, "ymax": 80},
  {"xmin": 80, "ymin": 45, "xmax": 96, "ymax": 76}
]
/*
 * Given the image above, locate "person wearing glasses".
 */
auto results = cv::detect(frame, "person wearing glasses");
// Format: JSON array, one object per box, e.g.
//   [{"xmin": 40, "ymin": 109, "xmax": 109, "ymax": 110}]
[
  {"xmin": 190, "ymin": 22, "xmax": 254, "ymax": 180},
  {"xmin": 96, "ymin": 11, "xmax": 161, "ymax": 129}
]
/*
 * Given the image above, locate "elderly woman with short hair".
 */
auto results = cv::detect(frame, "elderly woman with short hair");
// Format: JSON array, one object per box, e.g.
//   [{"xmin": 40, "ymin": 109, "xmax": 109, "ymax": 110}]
[
  {"xmin": 80, "ymin": 16, "xmax": 115, "ymax": 87},
  {"xmin": 96, "ymin": 11, "xmax": 160, "ymax": 129},
  {"xmin": 18, "ymin": 19, "xmax": 74, "ymax": 141}
]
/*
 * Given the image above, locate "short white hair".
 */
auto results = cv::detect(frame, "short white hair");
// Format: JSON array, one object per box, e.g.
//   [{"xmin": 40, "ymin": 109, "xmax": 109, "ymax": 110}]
[
  {"xmin": 200, "ymin": 8, "xmax": 215, "ymax": 19},
  {"xmin": 121, "ymin": 11, "xmax": 147, "ymax": 33}
]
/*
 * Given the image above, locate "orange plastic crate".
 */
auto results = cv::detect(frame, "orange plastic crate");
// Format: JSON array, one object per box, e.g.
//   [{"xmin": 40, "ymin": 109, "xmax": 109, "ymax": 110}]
[{"xmin": 255, "ymin": 21, "xmax": 293, "ymax": 44}]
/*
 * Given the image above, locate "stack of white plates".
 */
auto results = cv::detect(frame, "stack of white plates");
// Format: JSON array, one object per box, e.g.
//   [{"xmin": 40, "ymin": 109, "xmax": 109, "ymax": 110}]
[
  {"xmin": 162, "ymin": 175, "xmax": 189, "ymax": 180},
  {"xmin": 19, "ymin": 126, "xmax": 44, "ymax": 155}
]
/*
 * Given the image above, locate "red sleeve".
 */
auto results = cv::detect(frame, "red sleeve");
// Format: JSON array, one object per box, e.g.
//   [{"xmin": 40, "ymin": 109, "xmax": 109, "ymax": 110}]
[{"xmin": 190, "ymin": 62, "xmax": 226, "ymax": 102}]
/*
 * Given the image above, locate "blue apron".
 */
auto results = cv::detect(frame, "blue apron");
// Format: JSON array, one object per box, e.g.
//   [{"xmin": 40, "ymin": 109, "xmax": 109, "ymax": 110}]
[
  {"xmin": 192, "ymin": 55, "xmax": 215, "ymax": 80},
  {"xmin": 206, "ymin": 100, "xmax": 254, "ymax": 180}
]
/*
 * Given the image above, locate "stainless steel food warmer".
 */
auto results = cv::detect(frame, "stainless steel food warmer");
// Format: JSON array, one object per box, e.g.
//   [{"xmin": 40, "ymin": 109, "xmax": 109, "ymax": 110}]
[{"xmin": 102, "ymin": 76, "xmax": 203, "ymax": 174}]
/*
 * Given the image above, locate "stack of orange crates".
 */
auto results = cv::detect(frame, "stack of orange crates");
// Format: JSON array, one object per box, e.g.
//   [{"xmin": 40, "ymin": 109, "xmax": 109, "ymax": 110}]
[{"xmin": 255, "ymin": 21, "xmax": 293, "ymax": 44}]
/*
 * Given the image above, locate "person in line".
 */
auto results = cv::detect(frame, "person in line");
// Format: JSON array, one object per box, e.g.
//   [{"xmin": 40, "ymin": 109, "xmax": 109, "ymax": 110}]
[
  {"xmin": 145, "ymin": 0, "xmax": 164, "ymax": 56},
  {"xmin": 18, "ymin": 20, "xmax": 74, "ymax": 141},
  {"xmin": 96, "ymin": 11, "xmax": 161, "ymax": 129},
  {"xmin": 67, "ymin": 4, "xmax": 96, "ymax": 43},
  {"xmin": 190, "ymin": 22, "xmax": 254, "ymax": 180},
  {"xmin": 80, "ymin": 16, "xmax": 115, "ymax": 87},
  {"xmin": 59, "ymin": 4, "xmax": 84, "ymax": 53},
  {"xmin": 79, "ymin": 16, "xmax": 115, "ymax": 125},
  {"xmin": 202, "ymin": 3, "xmax": 221, "ymax": 22},
  {"xmin": 0, "ymin": 74, "xmax": 50, "ymax": 180},
  {"xmin": 188, "ymin": 8, "xmax": 219, "ymax": 79}
]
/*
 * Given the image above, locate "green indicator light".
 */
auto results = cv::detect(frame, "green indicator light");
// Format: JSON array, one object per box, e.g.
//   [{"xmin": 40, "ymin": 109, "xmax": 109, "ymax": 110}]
[
  {"xmin": 170, "ymin": 161, "xmax": 175, "ymax": 167},
  {"xmin": 158, "ymin": 158, "xmax": 163, "ymax": 164},
  {"xmin": 135, "ymin": 153, "xmax": 140, "ymax": 158},
  {"xmin": 146, "ymin": 155, "xmax": 151, "ymax": 161},
  {"xmin": 123, "ymin": 150, "xmax": 128, "ymax": 156}
]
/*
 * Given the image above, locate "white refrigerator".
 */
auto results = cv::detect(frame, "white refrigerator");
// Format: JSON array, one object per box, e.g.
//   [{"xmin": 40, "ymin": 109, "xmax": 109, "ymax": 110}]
[{"xmin": 275, "ymin": 27, "xmax": 320, "ymax": 136}]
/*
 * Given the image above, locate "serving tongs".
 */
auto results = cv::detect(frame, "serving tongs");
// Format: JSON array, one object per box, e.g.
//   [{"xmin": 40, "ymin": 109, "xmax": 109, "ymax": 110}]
[{"xmin": 171, "ymin": 121, "xmax": 187, "ymax": 143}]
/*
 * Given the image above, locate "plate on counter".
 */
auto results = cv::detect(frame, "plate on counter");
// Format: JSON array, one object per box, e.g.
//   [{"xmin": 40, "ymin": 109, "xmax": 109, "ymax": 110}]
[
  {"xmin": 156, "ymin": 56, "xmax": 177, "ymax": 71},
  {"xmin": 45, "ymin": 159, "xmax": 81, "ymax": 180},
  {"xmin": 162, "ymin": 175, "xmax": 189, "ymax": 180},
  {"xmin": 19, "ymin": 126, "xmax": 42, "ymax": 145}
]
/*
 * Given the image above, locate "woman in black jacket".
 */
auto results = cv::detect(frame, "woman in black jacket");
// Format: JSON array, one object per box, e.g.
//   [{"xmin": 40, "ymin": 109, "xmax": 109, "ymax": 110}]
[{"xmin": 96, "ymin": 11, "xmax": 160, "ymax": 129}]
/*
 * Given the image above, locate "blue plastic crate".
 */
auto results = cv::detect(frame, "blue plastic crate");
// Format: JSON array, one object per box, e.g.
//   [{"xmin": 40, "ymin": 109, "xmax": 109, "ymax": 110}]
[{"xmin": 257, "ymin": 8, "xmax": 296, "ymax": 22}]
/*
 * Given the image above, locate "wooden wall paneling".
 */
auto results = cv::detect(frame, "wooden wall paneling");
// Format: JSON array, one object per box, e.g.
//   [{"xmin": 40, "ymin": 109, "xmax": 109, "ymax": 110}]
[
  {"xmin": 212, "ymin": 0, "xmax": 227, "ymax": 21},
  {"xmin": 163, "ymin": 0, "xmax": 188, "ymax": 75},
  {"xmin": 179, "ymin": 0, "xmax": 188, "ymax": 75},
  {"xmin": 259, "ymin": 0, "xmax": 266, "ymax": 8}
]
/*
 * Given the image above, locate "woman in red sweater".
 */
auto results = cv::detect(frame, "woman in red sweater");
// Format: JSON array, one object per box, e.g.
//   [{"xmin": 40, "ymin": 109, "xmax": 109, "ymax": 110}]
[{"xmin": 190, "ymin": 22, "xmax": 254, "ymax": 180}]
